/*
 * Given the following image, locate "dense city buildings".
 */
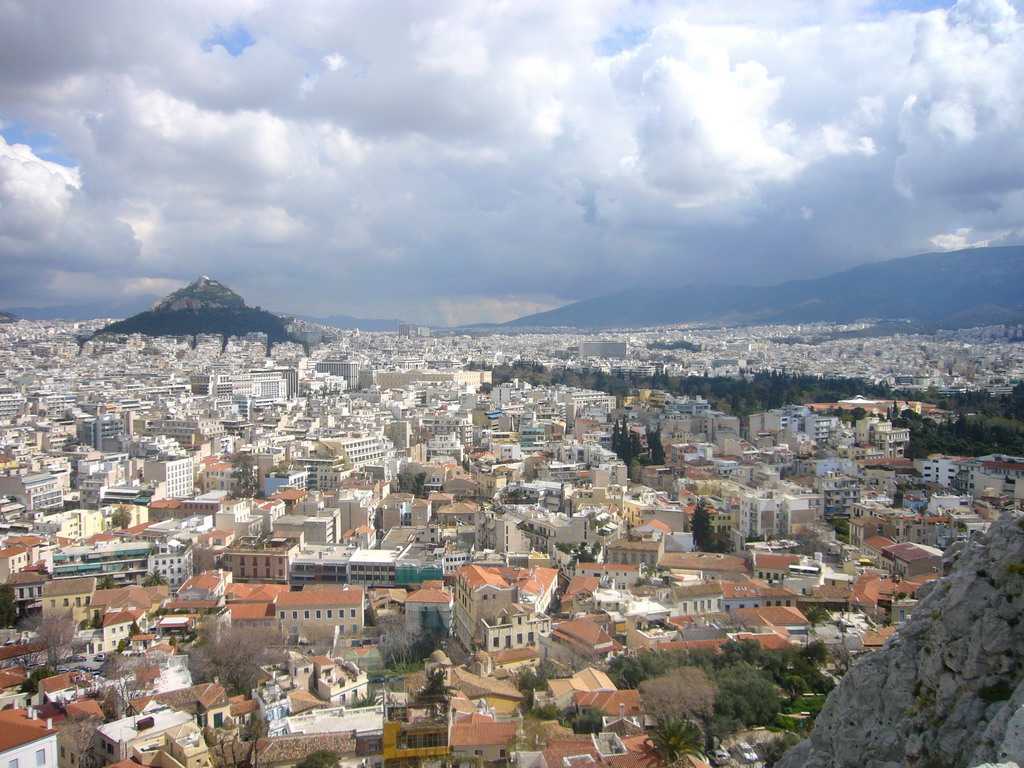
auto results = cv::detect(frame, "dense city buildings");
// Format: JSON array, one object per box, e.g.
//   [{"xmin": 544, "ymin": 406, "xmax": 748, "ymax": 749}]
[{"xmin": 0, "ymin": 315, "xmax": 1021, "ymax": 768}]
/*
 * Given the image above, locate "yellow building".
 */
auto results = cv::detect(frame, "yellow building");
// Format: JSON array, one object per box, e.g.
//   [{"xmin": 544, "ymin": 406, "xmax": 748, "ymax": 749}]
[
  {"xmin": 42, "ymin": 576, "xmax": 97, "ymax": 623},
  {"xmin": 382, "ymin": 710, "xmax": 450, "ymax": 768},
  {"xmin": 37, "ymin": 508, "xmax": 106, "ymax": 539}
]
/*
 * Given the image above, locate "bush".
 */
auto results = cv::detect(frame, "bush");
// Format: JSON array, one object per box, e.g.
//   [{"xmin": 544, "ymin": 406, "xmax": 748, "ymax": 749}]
[
  {"xmin": 572, "ymin": 712, "xmax": 604, "ymax": 734},
  {"xmin": 532, "ymin": 703, "xmax": 561, "ymax": 721}
]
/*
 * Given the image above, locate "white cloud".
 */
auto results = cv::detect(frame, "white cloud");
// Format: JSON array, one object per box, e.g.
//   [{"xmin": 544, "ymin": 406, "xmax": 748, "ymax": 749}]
[
  {"xmin": 2, "ymin": 0, "xmax": 1024, "ymax": 323},
  {"xmin": 0, "ymin": 136, "xmax": 79, "ymax": 239}
]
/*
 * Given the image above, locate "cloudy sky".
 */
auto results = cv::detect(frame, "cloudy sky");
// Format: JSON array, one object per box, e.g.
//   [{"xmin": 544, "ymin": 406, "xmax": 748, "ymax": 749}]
[{"xmin": 2, "ymin": 0, "xmax": 1023, "ymax": 326}]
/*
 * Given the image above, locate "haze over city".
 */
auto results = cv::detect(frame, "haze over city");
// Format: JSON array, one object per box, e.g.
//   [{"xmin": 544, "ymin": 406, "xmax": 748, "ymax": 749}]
[{"xmin": 2, "ymin": 0, "xmax": 1024, "ymax": 325}]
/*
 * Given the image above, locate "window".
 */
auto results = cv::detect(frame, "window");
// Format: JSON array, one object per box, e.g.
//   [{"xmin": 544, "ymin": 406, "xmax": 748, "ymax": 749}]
[
  {"xmin": 326, "ymin": 610, "xmax": 333, "ymax": 619},
  {"xmin": 304, "ymin": 611, "xmax": 310, "ymax": 620},
  {"xmin": 350, "ymin": 609, "xmax": 356, "ymax": 618},
  {"xmin": 351, "ymin": 624, "xmax": 357, "ymax": 633},
  {"xmin": 36, "ymin": 750, "xmax": 45, "ymax": 767},
  {"xmin": 292, "ymin": 611, "xmax": 298, "ymax": 620},
  {"xmin": 279, "ymin": 611, "xmax": 285, "ymax": 619},
  {"xmin": 315, "ymin": 610, "xmax": 322, "ymax": 619}
]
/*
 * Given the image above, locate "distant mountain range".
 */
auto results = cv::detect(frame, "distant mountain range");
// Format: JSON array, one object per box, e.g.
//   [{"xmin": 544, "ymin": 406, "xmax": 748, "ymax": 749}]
[
  {"xmin": 3, "ymin": 295, "xmax": 160, "ymax": 321},
  {"xmin": 504, "ymin": 246, "xmax": 1024, "ymax": 329},
  {"xmin": 5, "ymin": 246, "xmax": 1022, "ymax": 332},
  {"xmin": 94, "ymin": 276, "xmax": 292, "ymax": 342}
]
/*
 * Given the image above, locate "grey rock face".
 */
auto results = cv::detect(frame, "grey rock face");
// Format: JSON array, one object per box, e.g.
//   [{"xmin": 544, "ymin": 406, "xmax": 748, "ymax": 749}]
[{"xmin": 778, "ymin": 512, "xmax": 1024, "ymax": 768}]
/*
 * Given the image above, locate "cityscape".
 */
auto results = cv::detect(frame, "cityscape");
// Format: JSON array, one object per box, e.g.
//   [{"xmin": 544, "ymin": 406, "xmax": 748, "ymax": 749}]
[{"xmin": 0, "ymin": 290, "xmax": 1021, "ymax": 768}]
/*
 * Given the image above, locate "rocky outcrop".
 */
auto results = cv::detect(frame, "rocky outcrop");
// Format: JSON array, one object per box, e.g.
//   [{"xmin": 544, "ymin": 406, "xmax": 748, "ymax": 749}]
[
  {"xmin": 151, "ymin": 275, "xmax": 247, "ymax": 311},
  {"xmin": 778, "ymin": 512, "xmax": 1024, "ymax": 768}
]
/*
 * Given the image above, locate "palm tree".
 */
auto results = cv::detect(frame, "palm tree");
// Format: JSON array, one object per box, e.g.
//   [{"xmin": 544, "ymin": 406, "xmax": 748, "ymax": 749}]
[
  {"xmin": 143, "ymin": 572, "xmax": 169, "ymax": 587},
  {"xmin": 651, "ymin": 720, "xmax": 702, "ymax": 764},
  {"xmin": 97, "ymin": 575, "xmax": 117, "ymax": 590},
  {"xmin": 804, "ymin": 605, "xmax": 829, "ymax": 627},
  {"xmin": 110, "ymin": 505, "xmax": 133, "ymax": 529}
]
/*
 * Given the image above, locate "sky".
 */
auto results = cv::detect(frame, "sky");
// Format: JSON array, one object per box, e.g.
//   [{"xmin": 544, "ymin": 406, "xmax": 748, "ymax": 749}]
[{"xmin": 2, "ymin": 0, "xmax": 1024, "ymax": 326}]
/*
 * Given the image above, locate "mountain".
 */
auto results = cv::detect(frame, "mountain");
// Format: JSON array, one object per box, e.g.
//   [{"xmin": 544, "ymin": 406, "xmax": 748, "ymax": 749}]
[
  {"xmin": 1, "ymin": 295, "xmax": 160, "ymax": 321},
  {"xmin": 94, "ymin": 276, "xmax": 291, "ymax": 342},
  {"xmin": 778, "ymin": 513, "xmax": 1024, "ymax": 768},
  {"xmin": 0, "ymin": 312, "xmax": 16, "ymax": 324},
  {"xmin": 504, "ymin": 246, "xmax": 1024, "ymax": 328}
]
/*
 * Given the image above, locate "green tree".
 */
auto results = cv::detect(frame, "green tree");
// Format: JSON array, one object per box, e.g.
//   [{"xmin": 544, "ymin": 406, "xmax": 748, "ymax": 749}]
[
  {"xmin": 0, "ymin": 584, "xmax": 19, "ymax": 627},
  {"xmin": 231, "ymin": 452, "xmax": 259, "ymax": 499},
  {"xmin": 97, "ymin": 575, "xmax": 117, "ymax": 590},
  {"xmin": 110, "ymin": 505, "xmax": 133, "ymax": 529},
  {"xmin": 572, "ymin": 712, "xmax": 604, "ymax": 734},
  {"xmin": 711, "ymin": 662, "xmax": 781, "ymax": 733},
  {"xmin": 416, "ymin": 669, "xmax": 452, "ymax": 705},
  {"xmin": 21, "ymin": 666, "xmax": 56, "ymax": 695},
  {"xmin": 803, "ymin": 606, "xmax": 829, "ymax": 627},
  {"xmin": 397, "ymin": 471, "xmax": 427, "ymax": 498},
  {"xmin": 629, "ymin": 430, "xmax": 643, "ymax": 463},
  {"xmin": 649, "ymin": 427, "xmax": 666, "ymax": 465},
  {"xmin": 692, "ymin": 504, "xmax": 714, "ymax": 552},
  {"xmin": 143, "ymin": 571, "xmax": 169, "ymax": 587},
  {"xmin": 650, "ymin": 719, "xmax": 702, "ymax": 763}
]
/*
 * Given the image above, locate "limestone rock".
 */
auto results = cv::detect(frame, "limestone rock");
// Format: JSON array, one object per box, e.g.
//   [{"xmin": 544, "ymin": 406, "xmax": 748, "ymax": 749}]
[{"xmin": 778, "ymin": 512, "xmax": 1024, "ymax": 768}]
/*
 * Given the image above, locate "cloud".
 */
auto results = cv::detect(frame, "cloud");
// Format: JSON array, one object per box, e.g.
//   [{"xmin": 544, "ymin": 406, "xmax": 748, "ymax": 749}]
[
  {"xmin": 0, "ymin": 136, "xmax": 80, "ymax": 239},
  {"xmin": 1, "ymin": 0, "xmax": 1024, "ymax": 324}
]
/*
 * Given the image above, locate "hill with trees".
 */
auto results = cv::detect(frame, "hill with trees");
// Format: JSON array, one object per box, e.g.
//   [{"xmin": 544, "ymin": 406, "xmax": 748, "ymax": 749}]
[{"xmin": 94, "ymin": 276, "xmax": 291, "ymax": 343}]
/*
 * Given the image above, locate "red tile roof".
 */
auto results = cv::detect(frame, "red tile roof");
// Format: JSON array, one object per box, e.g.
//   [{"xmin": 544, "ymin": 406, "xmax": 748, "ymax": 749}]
[
  {"xmin": 449, "ymin": 721, "xmax": 518, "ymax": 747},
  {"xmin": 275, "ymin": 586, "xmax": 363, "ymax": 606}
]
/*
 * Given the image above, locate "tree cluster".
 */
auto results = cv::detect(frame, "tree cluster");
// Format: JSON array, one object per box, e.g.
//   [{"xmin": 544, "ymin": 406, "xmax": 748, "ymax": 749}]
[
  {"xmin": 609, "ymin": 639, "xmax": 833, "ymax": 738},
  {"xmin": 395, "ymin": 471, "xmax": 428, "ymax": 498},
  {"xmin": 493, "ymin": 364, "xmax": 891, "ymax": 418},
  {"xmin": 610, "ymin": 417, "xmax": 644, "ymax": 464},
  {"xmin": 895, "ymin": 406, "xmax": 1024, "ymax": 459}
]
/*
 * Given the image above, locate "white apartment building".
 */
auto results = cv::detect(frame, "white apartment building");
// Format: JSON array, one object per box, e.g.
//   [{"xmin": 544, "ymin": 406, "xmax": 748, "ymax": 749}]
[
  {"xmin": 144, "ymin": 456, "xmax": 195, "ymax": 499},
  {"xmin": 739, "ymin": 489, "xmax": 819, "ymax": 539},
  {"xmin": 148, "ymin": 539, "xmax": 194, "ymax": 587},
  {"xmin": 0, "ymin": 473, "xmax": 63, "ymax": 511}
]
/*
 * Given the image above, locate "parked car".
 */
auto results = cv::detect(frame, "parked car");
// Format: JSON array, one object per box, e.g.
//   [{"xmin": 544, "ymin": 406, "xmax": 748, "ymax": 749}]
[
  {"xmin": 93, "ymin": 653, "xmax": 106, "ymax": 662},
  {"xmin": 69, "ymin": 654, "xmax": 87, "ymax": 663},
  {"xmin": 711, "ymin": 748, "xmax": 731, "ymax": 765},
  {"xmin": 737, "ymin": 742, "xmax": 758, "ymax": 762}
]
